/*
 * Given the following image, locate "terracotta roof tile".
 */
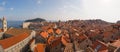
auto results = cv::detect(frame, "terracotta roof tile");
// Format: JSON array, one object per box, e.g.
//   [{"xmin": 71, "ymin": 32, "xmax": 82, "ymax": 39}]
[
  {"xmin": 47, "ymin": 36, "xmax": 61, "ymax": 48},
  {"xmin": 111, "ymin": 39, "xmax": 120, "ymax": 47},
  {"xmin": 47, "ymin": 28, "xmax": 54, "ymax": 34},
  {"xmin": 61, "ymin": 35, "xmax": 70, "ymax": 46},
  {"xmin": 64, "ymin": 43, "xmax": 74, "ymax": 52},
  {"xmin": 49, "ymin": 37, "xmax": 61, "ymax": 48},
  {"xmin": 79, "ymin": 34, "xmax": 87, "ymax": 40},
  {"xmin": 40, "ymin": 31, "xmax": 49, "ymax": 39},
  {"xmin": 112, "ymin": 24, "xmax": 120, "ymax": 26},
  {"xmin": 34, "ymin": 43, "xmax": 46, "ymax": 52},
  {"xmin": 61, "ymin": 35, "xmax": 69, "ymax": 46},
  {"xmin": 47, "ymin": 36, "xmax": 55, "ymax": 44},
  {"xmin": 5, "ymin": 28, "xmax": 31, "ymax": 36},
  {"xmin": 55, "ymin": 29, "xmax": 61, "ymax": 34},
  {"xmin": 62, "ymin": 30, "xmax": 68, "ymax": 34},
  {"xmin": 103, "ymin": 32, "xmax": 112, "ymax": 37},
  {"xmin": 0, "ymin": 29, "xmax": 3, "ymax": 32},
  {"xmin": 91, "ymin": 40, "xmax": 108, "ymax": 52},
  {"xmin": 41, "ymin": 26, "xmax": 49, "ymax": 31},
  {"xmin": 0, "ymin": 32, "xmax": 29, "ymax": 49},
  {"xmin": 65, "ymin": 33, "xmax": 69, "ymax": 38}
]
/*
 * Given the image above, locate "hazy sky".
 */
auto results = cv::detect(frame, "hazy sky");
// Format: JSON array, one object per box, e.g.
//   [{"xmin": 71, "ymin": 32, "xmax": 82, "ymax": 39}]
[{"xmin": 0, "ymin": 0, "xmax": 120, "ymax": 22}]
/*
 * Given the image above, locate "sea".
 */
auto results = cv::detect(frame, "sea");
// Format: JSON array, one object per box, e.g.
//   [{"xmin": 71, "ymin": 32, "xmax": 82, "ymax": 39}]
[{"xmin": 0, "ymin": 21, "xmax": 23, "ymax": 28}]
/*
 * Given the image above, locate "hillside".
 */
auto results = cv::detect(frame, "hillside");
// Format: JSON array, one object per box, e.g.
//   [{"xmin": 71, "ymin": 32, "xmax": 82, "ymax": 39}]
[{"xmin": 25, "ymin": 18, "xmax": 46, "ymax": 22}]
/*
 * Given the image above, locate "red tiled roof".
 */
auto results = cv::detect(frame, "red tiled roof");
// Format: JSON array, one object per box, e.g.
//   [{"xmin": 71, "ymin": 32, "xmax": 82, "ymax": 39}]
[
  {"xmin": 5, "ymin": 28, "xmax": 31, "ymax": 36},
  {"xmin": 111, "ymin": 39, "xmax": 120, "ymax": 48},
  {"xmin": 34, "ymin": 43, "xmax": 46, "ymax": 52},
  {"xmin": 47, "ymin": 36, "xmax": 61, "ymax": 48},
  {"xmin": 0, "ymin": 32, "xmax": 29, "ymax": 49},
  {"xmin": 61, "ymin": 35, "xmax": 70, "ymax": 46},
  {"xmin": 0, "ymin": 29, "xmax": 3, "ymax": 32},
  {"xmin": 41, "ymin": 26, "xmax": 50, "ymax": 31},
  {"xmin": 91, "ymin": 40, "xmax": 108, "ymax": 52},
  {"xmin": 103, "ymin": 32, "xmax": 112, "ymax": 37},
  {"xmin": 112, "ymin": 24, "xmax": 120, "ymax": 26},
  {"xmin": 87, "ymin": 32, "xmax": 98, "ymax": 38},
  {"xmin": 47, "ymin": 36, "xmax": 55, "ymax": 44},
  {"xmin": 111, "ymin": 29, "xmax": 119, "ymax": 33},
  {"xmin": 64, "ymin": 43, "xmax": 74, "ymax": 52},
  {"xmin": 65, "ymin": 33, "xmax": 69, "ymax": 38},
  {"xmin": 62, "ymin": 30, "xmax": 68, "ymax": 34},
  {"xmin": 49, "ymin": 37, "xmax": 61, "ymax": 48},
  {"xmin": 55, "ymin": 29, "xmax": 61, "ymax": 34},
  {"xmin": 79, "ymin": 34, "xmax": 87, "ymax": 40},
  {"xmin": 40, "ymin": 31, "xmax": 49, "ymax": 39},
  {"xmin": 47, "ymin": 28, "xmax": 54, "ymax": 34}
]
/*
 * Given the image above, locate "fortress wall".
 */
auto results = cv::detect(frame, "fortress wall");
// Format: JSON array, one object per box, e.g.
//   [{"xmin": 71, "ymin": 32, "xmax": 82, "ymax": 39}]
[{"xmin": 3, "ymin": 31, "xmax": 36, "ymax": 52}]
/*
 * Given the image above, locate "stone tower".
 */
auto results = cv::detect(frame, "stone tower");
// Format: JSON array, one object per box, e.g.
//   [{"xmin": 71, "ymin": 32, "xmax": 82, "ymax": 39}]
[{"xmin": 2, "ymin": 16, "xmax": 7, "ymax": 32}]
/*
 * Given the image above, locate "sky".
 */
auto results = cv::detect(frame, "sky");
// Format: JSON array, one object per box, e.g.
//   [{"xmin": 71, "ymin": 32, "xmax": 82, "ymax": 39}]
[{"xmin": 0, "ymin": 0, "xmax": 120, "ymax": 22}]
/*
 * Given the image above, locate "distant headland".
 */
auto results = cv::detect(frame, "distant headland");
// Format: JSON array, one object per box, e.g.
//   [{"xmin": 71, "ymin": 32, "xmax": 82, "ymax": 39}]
[{"xmin": 24, "ymin": 18, "xmax": 46, "ymax": 22}]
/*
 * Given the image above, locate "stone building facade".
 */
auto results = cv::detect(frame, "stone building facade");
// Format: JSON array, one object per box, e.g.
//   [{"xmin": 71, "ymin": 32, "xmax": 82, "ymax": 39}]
[{"xmin": 22, "ymin": 22, "xmax": 31, "ymax": 28}]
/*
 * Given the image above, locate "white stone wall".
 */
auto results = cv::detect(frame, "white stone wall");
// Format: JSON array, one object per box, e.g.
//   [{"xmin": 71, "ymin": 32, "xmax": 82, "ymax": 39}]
[
  {"xmin": 22, "ymin": 22, "xmax": 31, "ymax": 28},
  {"xmin": 30, "ymin": 30, "xmax": 41, "ymax": 51},
  {"xmin": 0, "ymin": 45, "xmax": 4, "ymax": 52},
  {"xmin": 0, "ymin": 32, "xmax": 4, "ymax": 39},
  {"xmin": 30, "ymin": 40, "xmax": 36, "ymax": 51},
  {"xmin": 2, "ymin": 30, "xmax": 36, "ymax": 52}
]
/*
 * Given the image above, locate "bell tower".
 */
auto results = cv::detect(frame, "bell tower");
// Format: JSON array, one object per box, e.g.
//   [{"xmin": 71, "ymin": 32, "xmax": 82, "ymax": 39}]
[{"xmin": 2, "ymin": 16, "xmax": 7, "ymax": 32}]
